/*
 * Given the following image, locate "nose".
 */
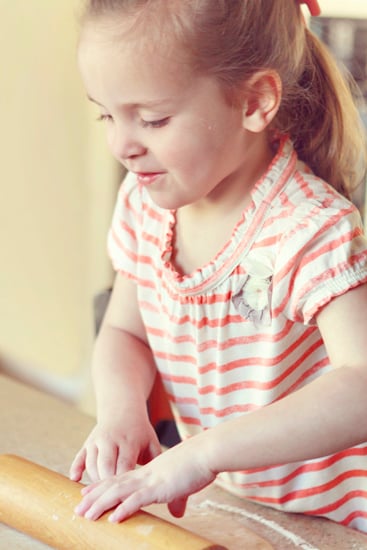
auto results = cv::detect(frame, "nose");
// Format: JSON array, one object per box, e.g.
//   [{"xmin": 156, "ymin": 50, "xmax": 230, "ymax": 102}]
[{"xmin": 109, "ymin": 124, "xmax": 147, "ymax": 162}]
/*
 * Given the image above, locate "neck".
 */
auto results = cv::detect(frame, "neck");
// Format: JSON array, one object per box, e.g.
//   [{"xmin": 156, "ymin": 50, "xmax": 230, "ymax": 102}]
[{"xmin": 184, "ymin": 133, "xmax": 274, "ymax": 220}]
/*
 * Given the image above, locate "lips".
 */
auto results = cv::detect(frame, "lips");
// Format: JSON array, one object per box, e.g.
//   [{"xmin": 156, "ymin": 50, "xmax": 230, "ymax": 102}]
[{"xmin": 134, "ymin": 172, "xmax": 165, "ymax": 186}]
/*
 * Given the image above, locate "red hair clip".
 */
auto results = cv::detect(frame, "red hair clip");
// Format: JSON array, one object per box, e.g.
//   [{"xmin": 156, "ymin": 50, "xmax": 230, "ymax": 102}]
[{"xmin": 299, "ymin": 0, "xmax": 321, "ymax": 16}]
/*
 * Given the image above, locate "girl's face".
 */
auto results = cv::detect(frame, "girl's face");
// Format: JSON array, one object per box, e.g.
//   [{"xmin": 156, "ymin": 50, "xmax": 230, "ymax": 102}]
[{"xmin": 78, "ymin": 20, "xmax": 266, "ymax": 210}]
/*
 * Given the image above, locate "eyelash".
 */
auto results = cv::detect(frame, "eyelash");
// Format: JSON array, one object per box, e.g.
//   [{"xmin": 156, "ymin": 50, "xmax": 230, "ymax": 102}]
[
  {"xmin": 140, "ymin": 117, "xmax": 170, "ymax": 129},
  {"xmin": 96, "ymin": 114, "xmax": 112, "ymax": 122},
  {"xmin": 96, "ymin": 114, "xmax": 170, "ymax": 129}
]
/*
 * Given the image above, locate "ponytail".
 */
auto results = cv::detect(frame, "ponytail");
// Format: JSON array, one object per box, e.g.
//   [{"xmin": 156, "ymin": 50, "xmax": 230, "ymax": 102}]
[{"xmin": 276, "ymin": 28, "xmax": 367, "ymax": 198}]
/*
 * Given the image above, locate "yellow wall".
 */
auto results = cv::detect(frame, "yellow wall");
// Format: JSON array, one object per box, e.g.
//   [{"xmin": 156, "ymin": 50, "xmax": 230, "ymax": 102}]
[{"xmin": 0, "ymin": 2, "xmax": 119, "ymax": 393}]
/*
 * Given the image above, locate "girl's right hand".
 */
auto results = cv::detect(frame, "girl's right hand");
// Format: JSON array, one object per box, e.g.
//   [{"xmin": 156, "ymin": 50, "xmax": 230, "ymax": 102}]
[{"xmin": 69, "ymin": 415, "xmax": 162, "ymax": 483}]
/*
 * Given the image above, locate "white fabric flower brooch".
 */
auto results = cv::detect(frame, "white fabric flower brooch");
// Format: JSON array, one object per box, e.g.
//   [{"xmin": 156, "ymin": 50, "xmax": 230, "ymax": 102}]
[{"xmin": 232, "ymin": 260, "xmax": 273, "ymax": 327}]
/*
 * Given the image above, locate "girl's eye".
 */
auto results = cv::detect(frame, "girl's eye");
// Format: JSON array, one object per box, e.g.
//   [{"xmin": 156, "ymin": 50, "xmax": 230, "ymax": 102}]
[
  {"xmin": 141, "ymin": 117, "xmax": 170, "ymax": 129},
  {"xmin": 97, "ymin": 113, "xmax": 113, "ymax": 122}
]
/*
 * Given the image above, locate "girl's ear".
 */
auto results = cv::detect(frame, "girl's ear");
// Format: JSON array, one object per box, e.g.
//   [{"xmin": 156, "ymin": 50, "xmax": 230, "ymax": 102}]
[{"xmin": 241, "ymin": 70, "xmax": 282, "ymax": 133}]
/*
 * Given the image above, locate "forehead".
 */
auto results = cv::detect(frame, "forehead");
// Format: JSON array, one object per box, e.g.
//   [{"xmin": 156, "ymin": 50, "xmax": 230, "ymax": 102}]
[{"xmin": 78, "ymin": 17, "xmax": 193, "ymax": 100}]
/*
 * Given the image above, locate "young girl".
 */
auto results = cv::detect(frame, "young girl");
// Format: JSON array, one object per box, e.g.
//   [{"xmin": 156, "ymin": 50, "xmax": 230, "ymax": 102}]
[{"xmin": 71, "ymin": 0, "xmax": 367, "ymax": 533}]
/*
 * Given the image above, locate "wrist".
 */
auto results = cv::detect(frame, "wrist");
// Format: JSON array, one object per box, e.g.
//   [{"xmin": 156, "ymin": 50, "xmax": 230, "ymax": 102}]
[
  {"xmin": 187, "ymin": 429, "xmax": 223, "ymax": 477},
  {"xmin": 96, "ymin": 395, "xmax": 148, "ymax": 424}
]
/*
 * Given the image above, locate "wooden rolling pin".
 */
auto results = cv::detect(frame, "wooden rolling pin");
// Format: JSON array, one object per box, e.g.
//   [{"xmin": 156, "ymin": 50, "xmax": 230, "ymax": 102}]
[{"xmin": 0, "ymin": 454, "xmax": 225, "ymax": 549}]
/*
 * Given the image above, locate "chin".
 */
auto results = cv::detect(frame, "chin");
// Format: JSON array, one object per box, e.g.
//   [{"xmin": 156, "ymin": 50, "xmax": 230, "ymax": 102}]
[{"xmin": 146, "ymin": 189, "xmax": 191, "ymax": 211}]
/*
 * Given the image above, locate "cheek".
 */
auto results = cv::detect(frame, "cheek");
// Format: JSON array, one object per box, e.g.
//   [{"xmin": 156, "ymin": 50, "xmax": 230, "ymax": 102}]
[
  {"xmin": 162, "ymin": 132, "xmax": 218, "ymax": 170},
  {"xmin": 153, "ymin": 140, "xmax": 190, "ymax": 169},
  {"xmin": 153, "ymin": 115, "xmax": 239, "ymax": 175}
]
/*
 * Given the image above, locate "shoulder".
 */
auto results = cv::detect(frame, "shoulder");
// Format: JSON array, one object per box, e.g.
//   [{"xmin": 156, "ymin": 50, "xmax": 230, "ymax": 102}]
[
  {"xmin": 273, "ymin": 159, "xmax": 363, "ymax": 239},
  {"xmin": 114, "ymin": 171, "xmax": 164, "ymax": 223},
  {"xmin": 274, "ymin": 166, "xmax": 367, "ymax": 272},
  {"xmin": 272, "ymin": 173, "xmax": 367, "ymax": 323},
  {"xmin": 258, "ymin": 138, "xmax": 361, "ymax": 238},
  {"xmin": 115, "ymin": 171, "xmax": 141, "ymax": 212}
]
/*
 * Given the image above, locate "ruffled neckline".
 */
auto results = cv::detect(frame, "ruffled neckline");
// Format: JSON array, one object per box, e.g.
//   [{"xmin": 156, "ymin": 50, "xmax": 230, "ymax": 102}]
[{"xmin": 159, "ymin": 138, "xmax": 297, "ymax": 296}]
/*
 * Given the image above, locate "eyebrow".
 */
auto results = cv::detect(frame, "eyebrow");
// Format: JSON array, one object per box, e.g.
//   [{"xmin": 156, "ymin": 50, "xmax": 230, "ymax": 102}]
[
  {"xmin": 87, "ymin": 95, "xmax": 103, "ymax": 106},
  {"xmin": 87, "ymin": 95, "xmax": 172, "ymax": 109}
]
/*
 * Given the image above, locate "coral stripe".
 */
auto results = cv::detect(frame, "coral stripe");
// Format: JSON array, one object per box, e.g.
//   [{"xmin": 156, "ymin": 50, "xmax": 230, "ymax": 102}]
[
  {"xmin": 239, "ymin": 447, "xmax": 367, "ymax": 484},
  {"xmin": 161, "ymin": 373, "xmax": 196, "ymax": 385},
  {"xmin": 144, "ymin": 319, "xmax": 299, "ymax": 348},
  {"xmin": 309, "ymin": 490, "xmax": 367, "ymax": 515},
  {"xmin": 274, "ymin": 207, "xmax": 355, "ymax": 287},
  {"xmin": 142, "ymin": 200, "xmax": 164, "ymax": 222},
  {"xmin": 110, "ymin": 228, "xmax": 153, "ymax": 266},
  {"xmin": 197, "ymin": 335, "xmax": 323, "ymax": 375},
  {"xmin": 142, "ymin": 230, "xmax": 160, "ymax": 247},
  {"xmin": 246, "ymin": 470, "xmax": 367, "ymax": 505},
  {"xmin": 341, "ymin": 509, "xmax": 367, "ymax": 526},
  {"xmin": 117, "ymin": 219, "xmax": 137, "ymax": 241}
]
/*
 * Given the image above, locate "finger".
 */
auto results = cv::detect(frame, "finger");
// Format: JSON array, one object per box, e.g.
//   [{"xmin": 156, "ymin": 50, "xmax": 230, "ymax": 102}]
[
  {"xmin": 75, "ymin": 478, "xmax": 114, "ymax": 515},
  {"xmin": 85, "ymin": 444, "xmax": 100, "ymax": 483},
  {"xmin": 97, "ymin": 442, "xmax": 118, "ymax": 480},
  {"xmin": 108, "ymin": 488, "xmax": 149, "ymax": 523},
  {"xmin": 83, "ymin": 484, "xmax": 127, "ymax": 521},
  {"xmin": 168, "ymin": 496, "xmax": 187, "ymax": 518},
  {"xmin": 69, "ymin": 448, "xmax": 87, "ymax": 481},
  {"xmin": 81, "ymin": 479, "xmax": 101, "ymax": 496},
  {"xmin": 115, "ymin": 450, "xmax": 137, "ymax": 476}
]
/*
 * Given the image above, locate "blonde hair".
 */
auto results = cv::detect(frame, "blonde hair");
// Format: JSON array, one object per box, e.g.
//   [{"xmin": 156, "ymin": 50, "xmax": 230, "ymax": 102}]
[{"xmin": 82, "ymin": 0, "xmax": 367, "ymax": 197}]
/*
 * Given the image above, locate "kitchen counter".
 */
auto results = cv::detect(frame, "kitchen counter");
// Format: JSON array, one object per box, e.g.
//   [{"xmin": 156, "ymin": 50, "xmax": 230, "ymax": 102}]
[{"xmin": 1, "ymin": 373, "xmax": 367, "ymax": 550}]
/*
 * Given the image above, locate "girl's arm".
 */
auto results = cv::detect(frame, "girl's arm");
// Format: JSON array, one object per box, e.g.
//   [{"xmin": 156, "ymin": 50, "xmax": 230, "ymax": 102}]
[
  {"xmin": 70, "ymin": 273, "xmax": 161, "ymax": 483},
  {"xmin": 74, "ymin": 283, "xmax": 367, "ymax": 522},
  {"xmin": 207, "ymin": 281, "xmax": 367, "ymax": 470}
]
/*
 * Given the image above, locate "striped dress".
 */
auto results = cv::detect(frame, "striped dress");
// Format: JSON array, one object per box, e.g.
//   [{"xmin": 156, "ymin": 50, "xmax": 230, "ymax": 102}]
[{"xmin": 108, "ymin": 138, "xmax": 367, "ymax": 532}]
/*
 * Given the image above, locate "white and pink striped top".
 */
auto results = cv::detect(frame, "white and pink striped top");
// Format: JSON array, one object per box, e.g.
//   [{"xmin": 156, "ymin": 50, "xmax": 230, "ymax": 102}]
[{"xmin": 108, "ymin": 139, "xmax": 367, "ymax": 531}]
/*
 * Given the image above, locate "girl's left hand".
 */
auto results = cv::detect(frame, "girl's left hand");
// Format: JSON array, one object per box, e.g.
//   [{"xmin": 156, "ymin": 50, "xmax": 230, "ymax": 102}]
[{"xmin": 74, "ymin": 439, "xmax": 216, "ymax": 522}]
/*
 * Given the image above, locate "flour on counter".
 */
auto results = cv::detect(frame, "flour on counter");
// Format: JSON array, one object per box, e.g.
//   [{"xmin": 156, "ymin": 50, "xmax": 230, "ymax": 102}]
[{"xmin": 197, "ymin": 500, "xmax": 320, "ymax": 550}]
